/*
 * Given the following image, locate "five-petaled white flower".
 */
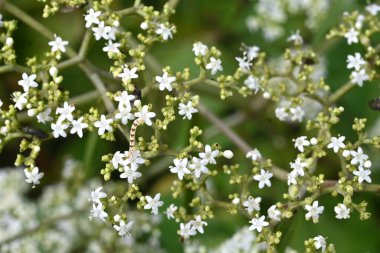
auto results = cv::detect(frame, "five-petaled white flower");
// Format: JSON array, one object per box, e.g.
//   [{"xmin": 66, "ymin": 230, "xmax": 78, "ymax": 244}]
[
  {"xmin": 92, "ymin": 21, "xmax": 112, "ymax": 41},
  {"xmin": 118, "ymin": 66, "xmax": 138, "ymax": 82},
  {"xmin": 334, "ymin": 203, "xmax": 350, "ymax": 219},
  {"xmin": 190, "ymin": 215, "xmax": 208, "ymax": 234},
  {"xmin": 246, "ymin": 149, "xmax": 262, "ymax": 161},
  {"xmin": 267, "ymin": 205, "xmax": 281, "ymax": 221},
  {"xmin": 170, "ymin": 158, "xmax": 190, "ymax": 180},
  {"xmin": 350, "ymin": 147, "xmax": 368, "ymax": 167},
  {"xmin": 114, "ymin": 91, "xmax": 135, "ymax": 110},
  {"xmin": 344, "ymin": 28, "xmax": 359, "ymax": 45},
  {"xmin": 293, "ymin": 136, "xmax": 310, "ymax": 153},
  {"xmin": 48, "ymin": 34, "xmax": 68, "ymax": 52},
  {"xmin": 144, "ymin": 193, "xmax": 164, "ymax": 215},
  {"xmin": 188, "ymin": 157, "xmax": 209, "ymax": 178},
  {"xmin": 155, "ymin": 24, "xmax": 173, "ymax": 40},
  {"xmin": 18, "ymin": 73, "xmax": 38, "ymax": 92},
  {"xmin": 89, "ymin": 187, "xmax": 107, "ymax": 204},
  {"xmin": 313, "ymin": 235, "xmax": 327, "ymax": 252},
  {"xmin": 305, "ymin": 201, "xmax": 324, "ymax": 222},
  {"xmin": 37, "ymin": 108, "xmax": 53, "ymax": 124},
  {"xmin": 103, "ymin": 40, "xmax": 120, "ymax": 54},
  {"xmin": 192, "ymin": 42, "xmax": 208, "ymax": 56},
  {"xmin": 366, "ymin": 3, "xmax": 380, "ymax": 15},
  {"xmin": 178, "ymin": 101, "xmax": 198, "ymax": 120},
  {"xmin": 290, "ymin": 157, "xmax": 307, "ymax": 177},
  {"xmin": 165, "ymin": 204, "xmax": 178, "ymax": 220},
  {"xmin": 206, "ymin": 57, "xmax": 223, "ymax": 75},
  {"xmin": 114, "ymin": 220, "xmax": 134, "ymax": 238},
  {"xmin": 253, "ymin": 169, "xmax": 273, "ymax": 189},
  {"xmin": 289, "ymin": 106, "xmax": 304, "ymax": 122},
  {"xmin": 70, "ymin": 117, "xmax": 88, "ymax": 138},
  {"xmin": 353, "ymin": 167, "xmax": 371, "ymax": 184},
  {"xmin": 13, "ymin": 92, "xmax": 28, "ymax": 110},
  {"xmin": 235, "ymin": 56, "xmax": 252, "ymax": 73},
  {"xmin": 24, "ymin": 167, "xmax": 44, "ymax": 185},
  {"xmin": 347, "ymin": 53, "xmax": 366, "ymax": 71},
  {"xmin": 115, "ymin": 107, "xmax": 135, "ymax": 125},
  {"xmin": 248, "ymin": 215, "xmax": 269, "ymax": 232},
  {"xmin": 84, "ymin": 8, "xmax": 101, "ymax": 28},
  {"xmin": 51, "ymin": 121, "xmax": 69, "ymax": 138},
  {"xmin": 94, "ymin": 114, "xmax": 113, "ymax": 135},
  {"xmin": 243, "ymin": 196, "xmax": 261, "ymax": 214},
  {"xmin": 89, "ymin": 203, "xmax": 108, "ymax": 221},
  {"xmin": 156, "ymin": 72, "xmax": 176, "ymax": 91},
  {"xmin": 244, "ymin": 75, "xmax": 261, "ymax": 93},
  {"xmin": 56, "ymin": 102, "xmax": 75, "ymax": 122},
  {"xmin": 134, "ymin": 105, "xmax": 156, "ymax": 126},
  {"xmin": 351, "ymin": 69, "xmax": 369, "ymax": 87},
  {"xmin": 199, "ymin": 144, "xmax": 219, "ymax": 164},
  {"xmin": 327, "ymin": 136, "xmax": 345, "ymax": 153},
  {"xmin": 120, "ymin": 166, "xmax": 142, "ymax": 183},
  {"xmin": 179, "ymin": 222, "xmax": 196, "ymax": 239},
  {"xmin": 246, "ymin": 46, "xmax": 260, "ymax": 60}
]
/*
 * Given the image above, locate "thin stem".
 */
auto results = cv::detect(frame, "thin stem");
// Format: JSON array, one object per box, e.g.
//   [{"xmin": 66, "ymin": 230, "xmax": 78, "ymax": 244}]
[
  {"xmin": 0, "ymin": 64, "xmax": 30, "ymax": 74},
  {"xmin": 328, "ymin": 81, "xmax": 355, "ymax": 105}
]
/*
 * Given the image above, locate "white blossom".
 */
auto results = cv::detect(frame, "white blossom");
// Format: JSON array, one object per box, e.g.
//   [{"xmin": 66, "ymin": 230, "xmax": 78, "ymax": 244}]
[
  {"xmin": 114, "ymin": 91, "xmax": 135, "ymax": 110},
  {"xmin": 156, "ymin": 72, "xmax": 176, "ymax": 91},
  {"xmin": 170, "ymin": 158, "xmax": 190, "ymax": 180},
  {"xmin": 248, "ymin": 215, "xmax": 269, "ymax": 232},
  {"xmin": 155, "ymin": 24, "xmax": 173, "ymax": 40},
  {"xmin": 89, "ymin": 187, "xmax": 107, "ymax": 204},
  {"xmin": 347, "ymin": 53, "xmax": 366, "ymax": 71},
  {"xmin": 118, "ymin": 66, "xmax": 138, "ymax": 83},
  {"xmin": 267, "ymin": 205, "xmax": 281, "ymax": 221},
  {"xmin": 51, "ymin": 121, "xmax": 69, "ymax": 138},
  {"xmin": 290, "ymin": 157, "xmax": 307, "ymax": 177},
  {"xmin": 37, "ymin": 108, "xmax": 53, "ymax": 124},
  {"xmin": 243, "ymin": 196, "xmax": 261, "ymax": 214},
  {"xmin": 305, "ymin": 201, "xmax": 324, "ymax": 222},
  {"xmin": 48, "ymin": 34, "xmax": 68, "ymax": 52},
  {"xmin": 103, "ymin": 40, "xmax": 120, "ymax": 54},
  {"xmin": 84, "ymin": 8, "xmax": 101, "ymax": 28},
  {"xmin": 89, "ymin": 203, "xmax": 108, "ymax": 221},
  {"xmin": 190, "ymin": 215, "xmax": 207, "ymax": 234},
  {"xmin": 344, "ymin": 28, "xmax": 359, "ymax": 45},
  {"xmin": 70, "ymin": 117, "xmax": 88, "ymax": 138},
  {"xmin": 313, "ymin": 235, "xmax": 327, "ymax": 252},
  {"xmin": 246, "ymin": 149, "xmax": 262, "ymax": 161},
  {"xmin": 327, "ymin": 136, "xmax": 345, "ymax": 153},
  {"xmin": 253, "ymin": 169, "xmax": 273, "ymax": 189},
  {"xmin": 165, "ymin": 204, "xmax": 178, "ymax": 219},
  {"xmin": 192, "ymin": 42, "xmax": 208, "ymax": 56},
  {"xmin": 120, "ymin": 166, "xmax": 142, "ymax": 183},
  {"xmin": 293, "ymin": 136, "xmax": 310, "ymax": 153},
  {"xmin": 24, "ymin": 167, "xmax": 44, "ymax": 185},
  {"xmin": 188, "ymin": 157, "xmax": 209, "ymax": 178},
  {"xmin": 334, "ymin": 203, "xmax": 350, "ymax": 219},
  {"xmin": 92, "ymin": 21, "xmax": 112, "ymax": 40},
  {"xmin": 179, "ymin": 222, "xmax": 196, "ymax": 239},
  {"xmin": 56, "ymin": 102, "xmax": 75, "ymax": 122},
  {"xmin": 144, "ymin": 193, "xmax": 164, "ymax": 215},
  {"xmin": 178, "ymin": 101, "xmax": 198, "ymax": 120},
  {"xmin": 351, "ymin": 69, "xmax": 369, "ymax": 87},
  {"xmin": 206, "ymin": 57, "xmax": 223, "ymax": 75},
  {"xmin": 94, "ymin": 114, "xmax": 113, "ymax": 135},
  {"xmin": 134, "ymin": 105, "xmax": 156, "ymax": 126},
  {"xmin": 246, "ymin": 45, "xmax": 260, "ymax": 60},
  {"xmin": 18, "ymin": 73, "xmax": 38, "ymax": 92},
  {"xmin": 199, "ymin": 144, "xmax": 219, "ymax": 164},
  {"xmin": 114, "ymin": 220, "xmax": 134, "ymax": 238},
  {"xmin": 244, "ymin": 75, "xmax": 261, "ymax": 93},
  {"xmin": 353, "ymin": 167, "xmax": 371, "ymax": 184}
]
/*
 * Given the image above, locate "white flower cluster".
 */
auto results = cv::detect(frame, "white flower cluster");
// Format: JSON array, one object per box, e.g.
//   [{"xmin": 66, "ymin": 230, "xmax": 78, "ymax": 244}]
[{"xmin": 179, "ymin": 215, "xmax": 208, "ymax": 239}]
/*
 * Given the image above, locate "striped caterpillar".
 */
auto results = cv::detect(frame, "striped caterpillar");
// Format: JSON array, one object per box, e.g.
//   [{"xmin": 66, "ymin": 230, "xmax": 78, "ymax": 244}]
[{"xmin": 128, "ymin": 118, "xmax": 144, "ymax": 157}]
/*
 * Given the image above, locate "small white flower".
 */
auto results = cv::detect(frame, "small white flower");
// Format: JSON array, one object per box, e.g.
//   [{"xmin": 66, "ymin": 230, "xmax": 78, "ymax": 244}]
[
  {"xmin": 192, "ymin": 42, "xmax": 208, "ymax": 56},
  {"xmin": 179, "ymin": 222, "xmax": 196, "ymax": 239},
  {"xmin": 366, "ymin": 3, "xmax": 380, "ymax": 15},
  {"xmin": 290, "ymin": 157, "xmax": 307, "ymax": 177},
  {"xmin": 313, "ymin": 236, "xmax": 327, "ymax": 251},
  {"xmin": 305, "ymin": 201, "xmax": 324, "ymax": 222},
  {"xmin": 248, "ymin": 215, "xmax": 269, "ymax": 232},
  {"xmin": 293, "ymin": 136, "xmax": 310, "ymax": 153},
  {"xmin": 244, "ymin": 75, "xmax": 261, "ymax": 93},
  {"xmin": 289, "ymin": 106, "xmax": 304, "ymax": 122},
  {"xmin": 253, "ymin": 169, "xmax": 273, "ymax": 189},
  {"xmin": 18, "ymin": 73, "xmax": 38, "ymax": 92},
  {"xmin": 351, "ymin": 69, "xmax": 369, "ymax": 87},
  {"xmin": 190, "ymin": 215, "xmax": 207, "ymax": 234},
  {"xmin": 206, "ymin": 57, "xmax": 223, "ymax": 75},
  {"xmin": 51, "ymin": 121, "xmax": 69, "ymax": 138},
  {"xmin": 24, "ymin": 167, "xmax": 44, "ymax": 185},
  {"xmin": 84, "ymin": 8, "xmax": 101, "ymax": 28},
  {"xmin": 156, "ymin": 72, "xmax": 176, "ymax": 91},
  {"xmin": 111, "ymin": 151, "xmax": 126, "ymax": 169},
  {"xmin": 199, "ymin": 144, "xmax": 219, "ymax": 164},
  {"xmin": 118, "ymin": 66, "xmax": 138, "ymax": 82},
  {"xmin": 70, "ymin": 117, "xmax": 88, "ymax": 138},
  {"xmin": 134, "ymin": 105, "xmax": 156, "ymax": 126},
  {"xmin": 353, "ymin": 167, "xmax": 371, "ymax": 184},
  {"xmin": 120, "ymin": 166, "xmax": 142, "ymax": 183},
  {"xmin": 246, "ymin": 46, "xmax": 260, "ymax": 60},
  {"xmin": 350, "ymin": 147, "xmax": 368, "ymax": 167},
  {"xmin": 92, "ymin": 21, "xmax": 112, "ymax": 40},
  {"xmin": 344, "ymin": 28, "xmax": 359, "ymax": 45},
  {"xmin": 334, "ymin": 203, "xmax": 350, "ymax": 219},
  {"xmin": 114, "ymin": 220, "xmax": 134, "ymax": 238},
  {"xmin": 287, "ymin": 30, "xmax": 303, "ymax": 44},
  {"xmin": 246, "ymin": 149, "xmax": 262, "ymax": 161},
  {"xmin": 103, "ymin": 40, "xmax": 120, "ymax": 54},
  {"xmin": 327, "ymin": 136, "xmax": 345, "ymax": 153},
  {"xmin": 48, "ymin": 34, "xmax": 68, "ymax": 52},
  {"xmin": 165, "ymin": 204, "xmax": 178, "ymax": 219},
  {"xmin": 347, "ymin": 53, "xmax": 366, "ymax": 71},
  {"xmin": 56, "ymin": 102, "xmax": 75, "ymax": 122},
  {"xmin": 144, "ymin": 193, "xmax": 164, "ymax": 215},
  {"xmin": 94, "ymin": 114, "xmax": 113, "ymax": 135},
  {"xmin": 235, "ymin": 56, "xmax": 252, "ymax": 73},
  {"xmin": 125, "ymin": 150, "xmax": 145, "ymax": 170},
  {"xmin": 114, "ymin": 91, "xmax": 135, "ymax": 110},
  {"xmin": 155, "ymin": 24, "xmax": 173, "ymax": 40},
  {"xmin": 188, "ymin": 157, "xmax": 209, "ymax": 178},
  {"xmin": 89, "ymin": 203, "xmax": 108, "ymax": 221},
  {"xmin": 178, "ymin": 101, "xmax": 198, "ymax": 120},
  {"xmin": 115, "ymin": 107, "xmax": 135, "ymax": 125},
  {"xmin": 287, "ymin": 170, "xmax": 298, "ymax": 185},
  {"xmin": 243, "ymin": 196, "xmax": 261, "ymax": 214},
  {"xmin": 275, "ymin": 107, "xmax": 289, "ymax": 121},
  {"xmin": 268, "ymin": 205, "xmax": 281, "ymax": 221},
  {"xmin": 89, "ymin": 187, "xmax": 107, "ymax": 204},
  {"xmin": 14, "ymin": 92, "xmax": 28, "ymax": 110},
  {"xmin": 170, "ymin": 158, "xmax": 191, "ymax": 180}
]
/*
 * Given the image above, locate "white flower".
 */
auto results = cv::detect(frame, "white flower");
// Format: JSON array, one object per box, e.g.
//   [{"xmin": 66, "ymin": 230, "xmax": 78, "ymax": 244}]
[
  {"xmin": 165, "ymin": 204, "xmax": 178, "ymax": 219},
  {"xmin": 155, "ymin": 24, "xmax": 173, "ymax": 40},
  {"xmin": 248, "ymin": 215, "xmax": 269, "ymax": 232},
  {"xmin": 144, "ymin": 193, "xmax": 164, "ymax": 215},
  {"xmin": 287, "ymin": 170, "xmax": 298, "ymax": 185},
  {"xmin": 305, "ymin": 201, "xmax": 324, "ymax": 222},
  {"xmin": 353, "ymin": 167, "xmax": 371, "ymax": 184},
  {"xmin": 70, "ymin": 117, "xmax": 88, "ymax": 138},
  {"xmin": 56, "ymin": 102, "xmax": 75, "ymax": 122},
  {"xmin": 246, "ymin": 46, "xmax": 260, "ymax": 60},
  {"xmin": 103, "ymin": 40, "xmax": 120, "ymax": 54},
  {"xmin": 313, "ymin": 236, "xmax": 327, "ymax": 251},
  {"xmin": 156, "ymin": 72, "xmax": 176, "ymax": 91},
  {"xmin": 134, "ymin": 105, "xmax": 156, "ymax": 126},
  {"xmin": 243, "ymin": 196, "xmax": 261, "ymax": 214},
  {"xmin": 290, "ymin": 157, "xmax": 307, "ymax": 177},
  {"xmin": 199, "ymin": 144, "xmax": 219, "ymax": 164},
  {"xmin": 327, "ymin": 136, "xmax": 345, "ymax": 153},
  {"xmin": 334, "ymin": 203, "xmax": 350, "ymax": 219},
  {"xmin": 366, "ymin": 3, "xmax": 380, "ymax": 15},
  {"xmin": 192, "ymin": 42, "xmax": 208, "ymax": 56},
  {"xmin": 351, "ymin": 69, "xmax": 369, "ymax": 87},
  {"xmin": 92, "ymin": 21, "xmax": 112, "ymax": 40},
  {"xmin": 118, "ymin": 66, "xmax": 138, "ymax": 82},
  {"xmin": 84, "ymin": 8, "xmax": 101, "ymax": 28},
  {"xmin": 267, "ymin": 205, "xmax": 281, "ymax": 221},
  {"xmin": 94, "ymin": 114, "xmax": 113, "ymax": 135},
  {"xmin": 89, "ymin": 187, "xmax": 107, "ymax": 204},
  {"xmin": 253, "ymin": 169, "xmax": 273, "ymax": 189},
  {"xmin": 190, "ymin": 215, "xmax": 207, "ymax": 234},
  {"xmin": 120, "ymin": 166, "xmax": 142, "ymax": 183},
  {"xmin": 89, "ymin": 203, "xmax": 108, "ymax": 221},
  {"xmin": 206, "ymin": 57, "xmax": 223, "ymax": 75},
  {"xmin": 347, "ymin": 53, "xmax": 366, "ymax": 71},
  {"xmin": 111, "ymin": 151, "xmax": 126, "ymax": 169},
  {"xmin": 293, "ymin": 136, "xmax": 310, "ymax": 153},
  {"xmin": 124, "ymin": 150, "xmax": 145, "ymax": 170},
  {"xmin": 350, "ymin": 147, "xmax": 368, "ymax": 167},
  {"xmin": 275, "ymin": 107, "xmax": 288, "ymax": 121},
  {"xmin": 24, "ymin": 167, "xmax": 44, "ymax": 185},
  {"xmin": 170, "ymin": 158, "xmax": 190, "ymax": 180},
  {"xmin": 344, "ymin": 28, "xmax": 359, "ymax": 45},
  {"xmin": 115, "ymin": 107, "xmax": 135, "ymax": 125},
  {"xmin": 235, "ymin": 56, "xmax": 252, "ymax": 73},
  {"xmin": 37, "ymin": 108, "xmax": 53, "ymax": 124},
  {"xmin": 114, "ymin": 220, "xmax": 134, "ymax": 238},
  {"xmin": 287, "ymin": 30, "xmax": 303, "ymax": 44},
  {"xmin": 188, "ymin": 157, "xmax": 209, "ymax": 178},
  {"xmin": 18, "ymin": 73, "xmax": 38, "ymax": 92},
  {"xmin": 244, "ymin": 75, "xmax": 261, "ymax": 93},
  {"xmin": 114, "ymin": 91, "xmax": 135, "ymax": 110},
  {"xmin": 51, "ymin": 121, "xmax": 69, "ymax": 138},
  {"xmin": 48, "ymin": 34, "xmax": 68, "ymax": 52},
  {"xmin": 289, "ymin": 106, "xmax": 304, "ymax": 122},
  {"xmin": 179, "ymin": 222, "xmax": 196, "ymax": 239},
  {"xmin": 178, "ymin": 101, "xmax": 198, "ymax": 120},
  {"xmin": 14, "ymin": 92, "xmax": 28, "ymax": 110},
  {"xmin": 246, "ymin": 149, "xmax": 262, "ymax": 161}
]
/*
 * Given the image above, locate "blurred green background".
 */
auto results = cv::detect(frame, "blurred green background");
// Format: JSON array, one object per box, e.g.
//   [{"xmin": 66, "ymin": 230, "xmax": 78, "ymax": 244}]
[{"xmin": 1, "ymin": 0, "xmax": 380, "ymax": 252}]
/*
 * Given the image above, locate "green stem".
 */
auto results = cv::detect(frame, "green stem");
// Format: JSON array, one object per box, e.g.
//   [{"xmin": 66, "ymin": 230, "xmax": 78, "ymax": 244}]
[{"xmin": 328, "ymin": 81, "xmax": 355, "ymax": 105}]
